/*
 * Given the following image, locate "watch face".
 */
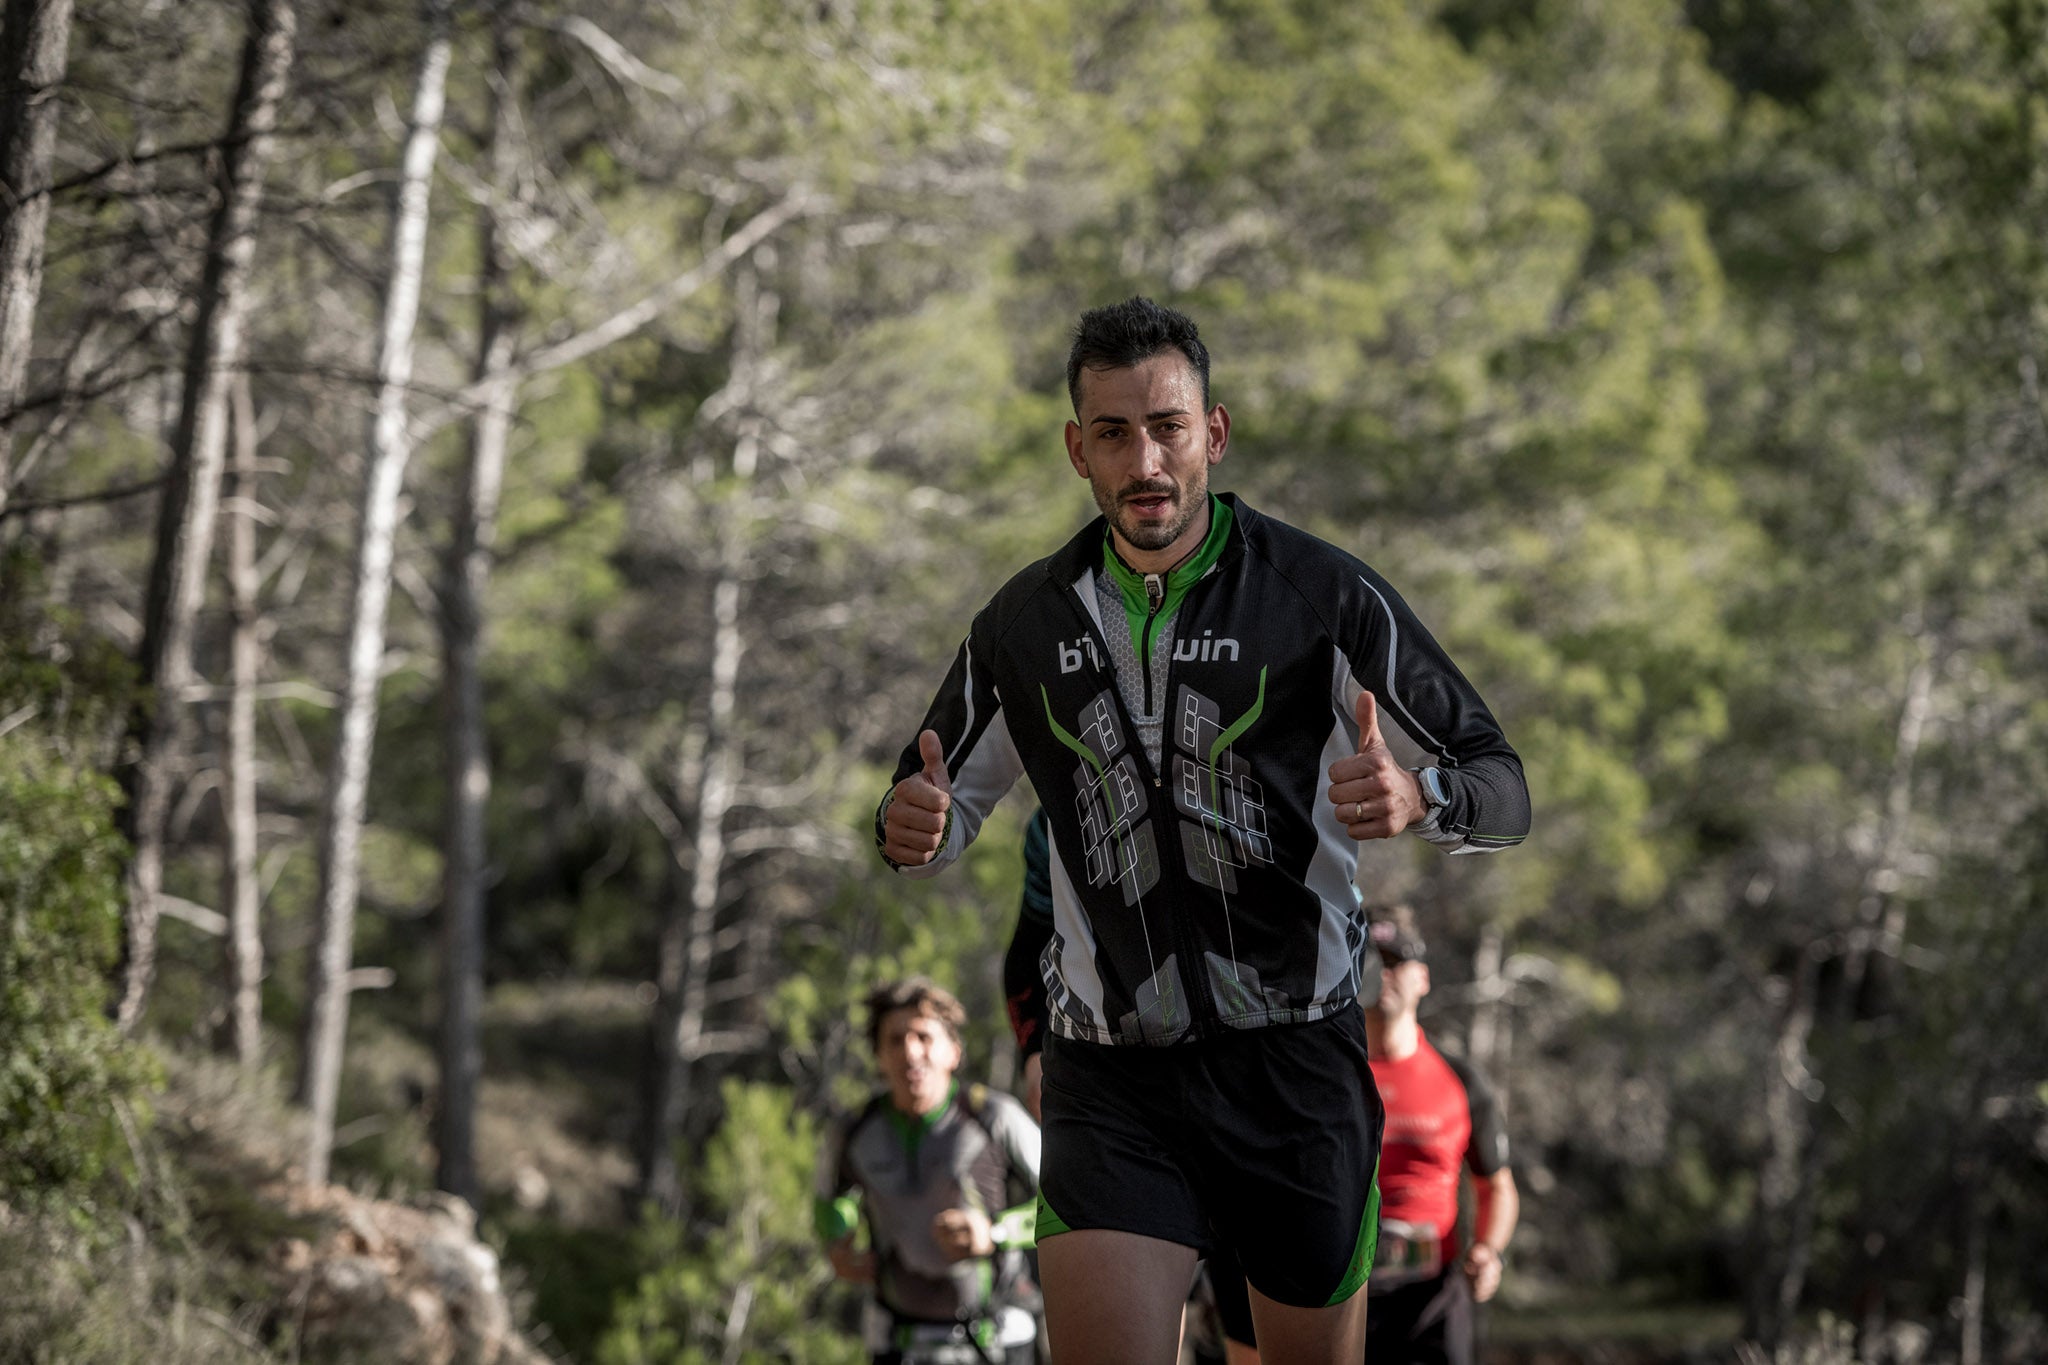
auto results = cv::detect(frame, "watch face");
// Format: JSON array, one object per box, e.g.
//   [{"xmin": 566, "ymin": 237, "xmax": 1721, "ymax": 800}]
[{"xmin": 1423, "ymin": 767, "xmax": 1450, "ymax": 807}]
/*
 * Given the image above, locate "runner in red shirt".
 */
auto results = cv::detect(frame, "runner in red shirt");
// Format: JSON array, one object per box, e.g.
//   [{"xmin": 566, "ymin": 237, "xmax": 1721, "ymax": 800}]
[{"xmin": 1214, "ymin": 903, "xmax": 1520, "ymax": 1365}]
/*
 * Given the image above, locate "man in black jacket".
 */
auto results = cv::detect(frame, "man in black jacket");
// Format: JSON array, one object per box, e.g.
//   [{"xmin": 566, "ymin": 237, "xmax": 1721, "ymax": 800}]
[{"xmin": 879, "ymin": 297, "xmax": 1529, "ymax": 1365}]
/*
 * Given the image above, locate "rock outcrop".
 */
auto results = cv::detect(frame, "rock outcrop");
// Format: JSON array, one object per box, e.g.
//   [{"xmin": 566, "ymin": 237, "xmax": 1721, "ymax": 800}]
[{"xmin": 270, "ymin": 1183, "xmax": 552, "ymax": 1365}]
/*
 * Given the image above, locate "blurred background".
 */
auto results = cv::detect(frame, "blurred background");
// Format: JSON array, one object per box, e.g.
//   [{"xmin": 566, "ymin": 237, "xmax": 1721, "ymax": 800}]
[{"xmin": 1, "ymin": 0, "xmax": 2044, "ymax": 1361}]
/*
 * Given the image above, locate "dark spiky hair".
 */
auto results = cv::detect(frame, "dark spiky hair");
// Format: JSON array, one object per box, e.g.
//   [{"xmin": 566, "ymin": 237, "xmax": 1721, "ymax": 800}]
[{"xmin": 1065, "ymin": 295, "xmax": 1212, "ymax": 416}]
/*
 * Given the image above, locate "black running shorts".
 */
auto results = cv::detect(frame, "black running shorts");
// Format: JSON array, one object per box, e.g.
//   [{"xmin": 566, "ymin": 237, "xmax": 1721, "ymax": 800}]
[{"xmin": 1034, "ymin": 1008, "xmax": 1385, "ymax": 1308}]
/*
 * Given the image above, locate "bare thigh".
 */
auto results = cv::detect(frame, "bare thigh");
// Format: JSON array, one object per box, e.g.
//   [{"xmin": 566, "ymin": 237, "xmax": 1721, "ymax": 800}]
[
  {"xmin": 1038, "ymin": 1228, "xmax": 1198, "ymax": 1365},
  {"xmin": 1242, "ymin": 1278, "xmax": 1369, "ymax": 1365}
]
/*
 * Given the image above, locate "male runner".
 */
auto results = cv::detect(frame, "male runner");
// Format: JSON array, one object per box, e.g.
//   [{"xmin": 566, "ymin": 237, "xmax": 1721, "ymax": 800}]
[
  {"xmin": 877, "ymin": 296, "xmax": 1530, "ymax": 1365},
  {"xmin": 1213, "ymin": 905, "xmax": 1521, "ymax": 1365},
  {"xmin": 817, "ymin": 977, "xmax": 1044, "ymax": 1364}
]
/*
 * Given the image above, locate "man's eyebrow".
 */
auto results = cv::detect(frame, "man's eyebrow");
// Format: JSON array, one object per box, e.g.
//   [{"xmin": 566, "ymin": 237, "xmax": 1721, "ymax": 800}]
[{"xmin": 1089, "ymin": 408, "xmax": 1189, "ymax": 427}]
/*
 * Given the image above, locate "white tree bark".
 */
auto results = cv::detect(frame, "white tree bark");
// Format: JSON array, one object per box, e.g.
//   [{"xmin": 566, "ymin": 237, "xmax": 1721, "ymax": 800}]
[
  {"xmin": 1844, "ymin": 642, "xmax": 1935, "ymax": 998},
  {"xmin": 119, "ymin": 0, "xmax": 297, "ymax": 1035},
  {"xmin": 221, "ymin": 369, "xmax": 264, "ymax": 1073},
  {"xmin": 424, "ymin": 51, "xmax": 810, "ymax": 1204},
  {"xmin": 435, "ymin": 21, "xmax": 516, "ymax": 1206},
  {"xmin": 644, "ymin": 558, "xmax": 748, "ymax": 1211},
  {"xmin": 1466, "ymin": 920, "xmax": 1505, "ymax": 1075},
  {"xmin": 298, "ymin": 0, "xmax": 450, "ymax": 1187},
  {"xmin": 642, "ymin": 268, "xmax": 773, "ymax": 1211},
  {"xmin": 0, "ymin": 0, "xmax": 74, "ymax": 509},
  {"xmin": 1960, "ymin": 1179, "xmax": 1985, "ymax": 1365}
]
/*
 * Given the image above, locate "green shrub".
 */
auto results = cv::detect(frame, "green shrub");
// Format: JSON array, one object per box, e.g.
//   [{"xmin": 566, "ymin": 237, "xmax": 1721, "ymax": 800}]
[
  {"xmin": 0, "ymin": 562, "xmax": 156, "ymax": 1221},
  {"xmin": 599, "ymin": 1079, "xmax": 863, "ymax": 1365}
]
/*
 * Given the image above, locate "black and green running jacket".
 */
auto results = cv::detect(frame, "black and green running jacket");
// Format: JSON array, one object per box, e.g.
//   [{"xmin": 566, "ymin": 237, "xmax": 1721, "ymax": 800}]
[{"xmin": 882, "ymin": 493, "xmax": 1529, "ymax": 1046}]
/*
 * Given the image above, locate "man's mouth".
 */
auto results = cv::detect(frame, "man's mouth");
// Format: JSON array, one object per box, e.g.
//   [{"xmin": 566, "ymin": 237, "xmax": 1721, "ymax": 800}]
[{"xmin": 1123, "ymin": 488, "xmax": 1176, "ymax": 516}]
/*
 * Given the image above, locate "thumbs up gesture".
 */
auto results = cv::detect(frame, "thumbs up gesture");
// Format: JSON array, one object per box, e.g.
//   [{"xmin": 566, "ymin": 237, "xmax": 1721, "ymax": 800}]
[
  {"xmin": 1328, "ymin": 691, "xmax": 1425, "ymax": 841},
  {"xmin": 881, "ymin": 729, "xmax": 954, "ymax": 866}
]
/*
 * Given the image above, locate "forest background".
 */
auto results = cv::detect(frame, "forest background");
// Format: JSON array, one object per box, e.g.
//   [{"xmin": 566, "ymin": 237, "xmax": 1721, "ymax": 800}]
[{"xmin": 1, "ymin": 0, "xmax": 2044, "ymax": 1361}]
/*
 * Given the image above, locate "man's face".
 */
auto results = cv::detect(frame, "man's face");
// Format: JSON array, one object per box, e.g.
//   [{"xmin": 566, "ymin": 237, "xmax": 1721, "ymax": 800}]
[
  {"xmin": 1064, "ymin": 352, "xmax": 1230, "ymax": 564},
  {"xmin": 875, "ymin": 1004, "xmax": 962, "ymax": 1116},
  {"xmin": 1369, "ymin": 956, "xmax": 1430, "ymax": 1023}
]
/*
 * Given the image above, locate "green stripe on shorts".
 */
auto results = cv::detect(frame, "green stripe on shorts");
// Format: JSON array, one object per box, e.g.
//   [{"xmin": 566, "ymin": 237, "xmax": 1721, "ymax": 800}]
[
  {"xmin": 1034, "ymin": 1187, "xmax": 1073, "ymax": 1241},
  {"xmin": 1325, "ymin": 1155, "xmax": 1382, "ymax": 1306}
]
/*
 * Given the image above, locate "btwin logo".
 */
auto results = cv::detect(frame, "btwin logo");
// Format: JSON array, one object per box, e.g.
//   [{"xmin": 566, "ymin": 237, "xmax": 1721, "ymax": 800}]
[
  {"xmin": 1057, "ymin": 632, "xmax": 1241, "ymax": 673},
  {"xmin": 1057, "ymin": 638, "xmax": 1102, "ymax": 674},
  {"xmin": 1173, "ymin": 631, "xmax": 1240, "ymax": 663}
]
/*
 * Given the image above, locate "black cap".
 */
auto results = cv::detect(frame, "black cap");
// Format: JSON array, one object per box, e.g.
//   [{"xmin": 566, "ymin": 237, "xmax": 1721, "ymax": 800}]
[{"xmin": 1366, "ymin": 903, "xmax": 1426, "ymax": 964}]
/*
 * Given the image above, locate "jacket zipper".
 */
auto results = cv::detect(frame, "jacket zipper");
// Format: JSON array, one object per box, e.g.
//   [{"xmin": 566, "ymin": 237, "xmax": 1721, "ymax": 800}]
[
  {"xmin": 1140, "ymin": 572, "xmax": 1166, "ymax": 759},
  {"xmin": 1148, "ymin": 570, "xmax": 1219, "ymax": 1033},
  {"xmin": 1060, "ymin": 570, "xmax": 1225, "ymax": 1036}
]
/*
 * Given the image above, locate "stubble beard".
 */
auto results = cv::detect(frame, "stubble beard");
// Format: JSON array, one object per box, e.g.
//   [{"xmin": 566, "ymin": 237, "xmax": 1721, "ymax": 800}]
[{"xmin": 1095, "ymin": 462, "xmax": 1210, "ymax": 554}]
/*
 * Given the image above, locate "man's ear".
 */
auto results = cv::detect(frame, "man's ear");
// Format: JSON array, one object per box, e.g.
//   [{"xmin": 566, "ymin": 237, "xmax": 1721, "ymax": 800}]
[
  {"xmin": 1206, "ymin": 402, "xmax": 1230, "ymax": 465},
  {"xmin": 1064, "ymin": 420, "xmax": 1088, "ymax": 478}
]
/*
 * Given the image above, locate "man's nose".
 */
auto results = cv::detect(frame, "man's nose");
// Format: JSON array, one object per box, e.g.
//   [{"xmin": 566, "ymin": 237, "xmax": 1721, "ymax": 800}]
[{"xmin": 1130, "ymin": 430, "xmax": 1168, "ymax": 476}]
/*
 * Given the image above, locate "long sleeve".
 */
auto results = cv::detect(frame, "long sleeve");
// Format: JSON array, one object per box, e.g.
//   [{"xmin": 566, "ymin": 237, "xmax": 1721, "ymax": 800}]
[
  {"xmin": 877, "ymin": 621, "xmax": 1026, "ymax": 876},
  {"xmin": 1332, "ymin": 565, "xmax": 1530, "ymax": 853}
]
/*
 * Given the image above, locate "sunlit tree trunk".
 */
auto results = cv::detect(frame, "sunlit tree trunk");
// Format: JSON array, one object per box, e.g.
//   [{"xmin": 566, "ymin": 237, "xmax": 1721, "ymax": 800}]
[
  {"xmin": 436, "ymin": 18, "xmax": 518, "ymax": 1207},
  {"xmin": 1743, "ymin": 642, "xmax": 1938, "ymax": 1344},
  {"xmin": 0, "ymin": 0, "xmax": 74, "ymax": 510},
  {"xmin": 1844, "ymin": 643, "xmax": 1935, "ymax": 1001},
  {"xmin": 1741, "ymin": 958, "xmax": 1817, "ymax": 1346},
  {"xmin": 298, "ymin": 0, "xmax": 449, "ymax": 1187},
  {"xmin": 220, "ymin": 369, "xmax": 264, "ymax": 1073},
  {"xmin": 1466, "ymin": 921, "xmax": 1505, "ymax": 1075},
  {"xmin": 644, "ymin": 565, "xmax": 746, "ymax": 1212},
  {"xmin": 642, "ymin": 268, "xmax": 773, "ymax": 1212},
  {"xmin": 118, "ymin": 0, "xmax": 297, "ymax": 1035}
]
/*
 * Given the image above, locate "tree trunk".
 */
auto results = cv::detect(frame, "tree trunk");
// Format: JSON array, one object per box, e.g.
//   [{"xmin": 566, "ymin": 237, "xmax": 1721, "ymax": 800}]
[
  {"xmin": 0, "ymin": 0, "xmax": 74, "ymax": 509},
  {"xmin": 435, "ymin": 19, "xmax": 517, "ymax": 1207},
  {"xmin": 1741, "ymin": 956, "xmax": 1817, "ymax": 1345},
  {"xmin": 643, "ymin": 569, "xmax": 746, "ymax": 1213},
  {"xmin": 1466, "ymin": 921, "xmax": 1505, "ymax": 1076},
  {"xmin": 1844, "ymin": 643, "xmax": 1935, "ymax": 1002},
  {"xmin": 219, "ymin": 368, "xmax": 264, "ymax": 1073},
  {"xmin": 117, "ymin": 0, "xmax": 297, "ymax": 1035},
  {"xmin": 641, "ymin": 268, "xmax": 774, "ymax": 1212},
  {"xmin": 1959, "ymin": 1170, "xmax": 1985, "ymax": 1365},
  {"xmin": 297, "ymin": 0, "xmax": 450, "ymax": 1187},
  {"xmin": 1742, "ymin": 647, "xmax": 1938, "ymax": 1344}
]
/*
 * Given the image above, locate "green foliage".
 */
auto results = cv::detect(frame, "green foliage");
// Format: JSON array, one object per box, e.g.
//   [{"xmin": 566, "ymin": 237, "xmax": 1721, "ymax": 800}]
[
  {"xmin": 498, "ymin": 1219, "xmax": 644, "ymax": 1365},
  {"xmin": 0, "ymin": 560, "xmax": 156, "ymax": 1220},
  {"xmin": 599, "ymin": 1080, "xmax": 862, "ymax": 1365},
  {"xmin": 0, "ymin": 1215, "xmax": 283, "ymax": 1364}
]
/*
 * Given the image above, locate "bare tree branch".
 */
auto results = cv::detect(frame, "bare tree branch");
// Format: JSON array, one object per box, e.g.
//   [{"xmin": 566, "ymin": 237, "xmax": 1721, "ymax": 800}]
[
  {"xmin": 412, "ymin": 188, "xmax": 823, "ymax": 441},
  {"xmin": 0, "ymin": 474, "xmax": 163, "ymax": 521},
  {"xmin": 537, "ymin": 14, "xmax": 687, "ymax": 99}
]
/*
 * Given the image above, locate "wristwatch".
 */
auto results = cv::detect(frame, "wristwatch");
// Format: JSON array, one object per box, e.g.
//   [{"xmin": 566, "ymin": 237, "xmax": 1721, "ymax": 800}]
[{"xmin": 1415, "ymin": 765, "xmax": 1451, "ymax": 815}]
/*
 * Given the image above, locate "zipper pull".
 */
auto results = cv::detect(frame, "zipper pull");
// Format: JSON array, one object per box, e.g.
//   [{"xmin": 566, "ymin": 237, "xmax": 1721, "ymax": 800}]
[{"xmin": 1144, "ymin": 573, "xmax": 1164, "ymax": 612}]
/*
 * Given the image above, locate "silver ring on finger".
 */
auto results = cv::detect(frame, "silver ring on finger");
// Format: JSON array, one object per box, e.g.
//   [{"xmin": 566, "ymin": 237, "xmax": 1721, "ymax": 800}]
[{"xmin": 1351, "ymin": 801, "xmax": 1365, "ymax": 824}]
